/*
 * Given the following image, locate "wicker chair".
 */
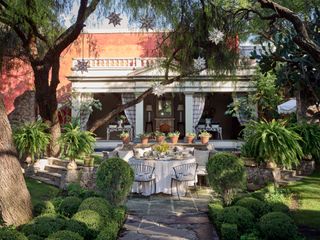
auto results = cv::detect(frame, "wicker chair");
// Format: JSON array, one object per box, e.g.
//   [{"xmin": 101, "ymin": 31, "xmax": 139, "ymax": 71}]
[
  {"xmin": 130, "ymin": 164, "xmax": 156, "ymax": 198},
  {"xmin": 171, "ymin": 163, "xmax": 198, "ymax": 200}
]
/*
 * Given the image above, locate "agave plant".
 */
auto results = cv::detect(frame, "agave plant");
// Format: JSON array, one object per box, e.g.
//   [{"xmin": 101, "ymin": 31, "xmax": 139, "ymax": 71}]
[
  {"xmin": 291, "ymin": 122, "xmax": 320, "ymax": 161},
  {"xmin": 244, "ymin": 119, "xmax": 303, "ymax": 168},
  {"xmin": 13, "ymin": 121, "xmax": 51, "ymax": 162},
  {"xmin": 59, "ymin": 122, "xmax": 96, "ymax": 163}
]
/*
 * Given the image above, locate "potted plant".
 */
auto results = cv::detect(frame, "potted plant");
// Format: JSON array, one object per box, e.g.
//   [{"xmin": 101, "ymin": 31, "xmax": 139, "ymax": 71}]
[
  {"xmin": 117, "ymin": 115, "xmax": 126, "ymax": 128},
  {"xmin": 119, "ymin": 131, "xmax": 130, "ymax": 144},
  {"xmin": 168, "ymin": 131, "xmax": 180, "ymax": 144},
  {"xmin": 139, "ymin": 133, "xmax": 151, "ymax": 145},
  {"xmin": 59, "ymin": 122, "xmax": 96, "ymax": 169},
  {"xmin": 199, "ymin": 130, "xmax": 212, "ymax": 144},
  {"xmin": 154, "ymin": 131, "xmax": 166, "ymax": 143},
  {"xmin": 185, "ymin": 132, "xmax": 196, "ymax": 144},
  {"xmin": 13, "ymin": 121, "xmax": 51, "ymax": 164},
  {"xmin": 84, "ymin": 156, "xmax": 95, "ymax": 167}
]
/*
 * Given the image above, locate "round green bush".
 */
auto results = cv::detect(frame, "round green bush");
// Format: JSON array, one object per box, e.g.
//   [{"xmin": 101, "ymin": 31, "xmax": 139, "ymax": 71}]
[
  {"xmin": 78, "ymin": 197, "xmax": 112, "ymax": 220},
  {"xmin": 51, "ymin": 197, "xmax": 64, "ymax": 210},
  {"xmin": 72, "ymin": 210, "xmax": 104, "ymax": 238},
  {"xmin": 26, "ymin": 234, "xmax": 43, "ymax": 240},
  {"xmin": 21, "ymin": 214, "xmax": 66, "ymax": 238},
  {"xmin": 259, "ymin": 212, "xmax": 297, "ymax": 240},
  {"xmin": 207, "ymin": 153, "xmax": 246, "ymax": 205},
  {"xmin": 217, "ymin": 206, "xmax": 254, "ymax": 234},
  {"xmin": 0, "ymin": 227, "xmax": 28, "ymax": 240},
  {"xmin": 95, "ymin": 220, "xmax": 119, "ymax": 240},
  {"xmin": 58, "ymin": 196, "xmax": 82, "ymax": 217},
  {"xmin": 63, "ymin": 220, "xmax": 88, "ymax": 238},
  {"xmin": 112, "ymin": 206, "xmax": 126, "ymax": 226},
  {"xmin": 33, "ymin": 201, "xmax": 56, "ymax": 216},
  {"xmin": 46, "ymin": 230, "xmax": 83, "ymax": 240},
  {"xmin": 268, "ymin": 202, "xmax": 290, "ymax": 213},
  {"xmin": 235, "ymin": 197, "xmax": 267, "ymax": 218},
  {"xmin": 96, "ymin": 158, "xmax": 134, "ymax": 205}
]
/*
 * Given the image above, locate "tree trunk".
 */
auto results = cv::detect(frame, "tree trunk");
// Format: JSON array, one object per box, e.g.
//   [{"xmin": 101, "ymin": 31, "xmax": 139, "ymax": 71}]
[
  {"xmin": 0, "ymin": 95, "xmax": 33, "ymax": 226},
  {"xmin": 33, "ymin": 62, "xmax": 61, "ymax": 157},
  {"xmin": 296, "ymin": 90, "xmax": 308, "ymax": 122}
]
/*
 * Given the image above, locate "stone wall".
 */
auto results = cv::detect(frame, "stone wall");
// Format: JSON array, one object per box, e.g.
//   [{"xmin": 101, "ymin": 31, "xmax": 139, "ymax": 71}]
[
  {"xmin": 296, "ymin": 160, "xmax": 315, "ymax": 176},
  {"xmin": 79, "ymin": 167, "xmax": 97, "ymax": 190},
  {"xmin": 246, "ymin": 166, "xmax": 281, "ymax": 191}
]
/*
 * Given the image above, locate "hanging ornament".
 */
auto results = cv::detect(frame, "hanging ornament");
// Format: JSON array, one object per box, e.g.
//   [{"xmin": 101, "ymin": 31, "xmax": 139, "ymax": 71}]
[
  {"xmin": 152, "ymin": 82, "xmax": 165, "ymax": 97},
  {"xmin": 74, "ymin": 60, "xmax": 89, "ymax": 72},
  {"xmin": 139, "ymin": 15, "xmax": 155, "ymax": 31},
  {"xmin": 193, "ymin": 56, "xmax": 206, "ymax": 71},
  {"xmin": 107, "ymin": 12, "xmax": 122, "ymax": 27},
  {"xmin": 208, "ymin": 28, "xmax": 225, "ymax": 45}
]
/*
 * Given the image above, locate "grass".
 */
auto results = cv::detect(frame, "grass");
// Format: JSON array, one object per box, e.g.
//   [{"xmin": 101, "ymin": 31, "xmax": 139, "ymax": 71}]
[
  {"xmin": 286, "ymin": 170, "xmax": 320, "ymax": 230},
  {"xmin": 25, "ymin": 177, "xmax": 60, "ymax": 206}
]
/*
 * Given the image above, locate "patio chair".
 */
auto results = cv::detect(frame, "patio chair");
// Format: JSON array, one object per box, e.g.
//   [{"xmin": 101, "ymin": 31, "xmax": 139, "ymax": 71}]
[
  {"xmin": 130, "ymin": 164, "xmax": 156, "ymax": 199},
  {"xmin": 171, "ymin": 163, "xmax": 198, "ymax": 200}
]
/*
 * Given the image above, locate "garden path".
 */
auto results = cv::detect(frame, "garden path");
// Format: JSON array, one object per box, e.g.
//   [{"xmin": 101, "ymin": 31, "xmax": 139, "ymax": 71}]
[{"xmin": 118, "ymin": 188, "xmax": 219, "ymax": 240}]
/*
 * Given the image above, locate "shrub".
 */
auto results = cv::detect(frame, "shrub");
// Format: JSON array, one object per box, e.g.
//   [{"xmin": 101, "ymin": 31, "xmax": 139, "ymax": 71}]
[
  {"xmin": 268, "ymin": 202, "xmax": 290, "ymax": 213},
  {"xmin": 33, "ymin": 201, "xmax": 56, "ymax": 216},
  {"xmin": 21, "ymin": 214, "xmax": 66, "ymax": 238},
  {"xmin": 217, "ymin": 206, "xmax": 254, "ymax": 234},
  {"xmin": 95, "ymin": 220, "xmax": 119, "ymax": 240},
  {"xmin": 78, "ymin": 197, "xmax": 112, "ymax": 220},
  {"xmin": 0, "ymin": 227, "xmax": 28, "ymax": 240},
  {"xmin": 207, "ymin": 152, "xmax": 246, "ymax": 205},
  {"xmin": 72, "ymin": 210, "xmax": 104, "ymax": 238},
  {"xmin": 26, "ymin": 234, "xmax": 42, "ymax": 240},
  {"xmin": 63, "ymin": 220, "xmax": 88, "ymax": 238},
  {"xmin": 51, "ymin": 197, "xmax": 64, "ymax": 210},
  {"xmin": 259, "ymin": 212, "xmax": 297, "ymax": 240},
  {"xmin": 46, "ymin": 230, "xmax": 83, "ymax": 240},
  {"xmin": 96, "ymin": 158, "xmax": 134, "ymax": 205},
  {"xmin": 112, "ymin": 207, "xmax": 126, "ymax": 227},
  {"xmin": 240, "ymin": 231, "xmax": 261, "ymax": 240},
  {"xmin": 221, "ymin": 223, "xmax": 238, "ymax": 240},
  {"xmin": 235, "ymin": 197, "xmax": 266, "ymax": 218},
  {"xmin": 58, "ymin": 196, "xmax": 82, "ymax": 217},
  {"xmin": 66, "ymin": 183, "xmax": 99, "ymax": 200},
  {"xmin": 208, "ymin": 202, "xmax": 224, "ymax": 224}
]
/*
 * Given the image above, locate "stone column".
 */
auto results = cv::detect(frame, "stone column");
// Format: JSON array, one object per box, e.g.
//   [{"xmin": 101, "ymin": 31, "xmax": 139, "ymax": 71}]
[
  {"xmin": 185, "ymin": 93, "xmax": 194, "ymax": 134},
  {"xmin": 135, "ymin": 94, "xmax": 144, "ymax": 139}
]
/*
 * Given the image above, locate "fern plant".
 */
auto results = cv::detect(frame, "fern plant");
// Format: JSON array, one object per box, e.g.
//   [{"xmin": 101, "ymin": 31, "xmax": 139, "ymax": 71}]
[
  {"xmin": 13, "ymin": 121, "xmax": 51, "ymax": 162},
  {"xmin": 244, "ymin": 119, "xmax": 303, "ymax": 168},
  {"xmin": 59, "ymin": 122, "xmax": 96, "ymax": 162},
  {"xmin": 291, "ymin": 122, "xmax": 320, "ymax": 161}
]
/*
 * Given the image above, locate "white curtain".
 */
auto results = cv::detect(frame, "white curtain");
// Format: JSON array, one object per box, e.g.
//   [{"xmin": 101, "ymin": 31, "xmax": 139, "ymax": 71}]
[
  {"xmin": 193, "ymin": 93, "xmax": 206, "ymax": 129},
  {"xmin": 121, "ymin": 93, "xmax": 136, "ymax": 127},
  {"xmin": 79, "ymin": 93, "xmax": 93, "ymax": 130}
]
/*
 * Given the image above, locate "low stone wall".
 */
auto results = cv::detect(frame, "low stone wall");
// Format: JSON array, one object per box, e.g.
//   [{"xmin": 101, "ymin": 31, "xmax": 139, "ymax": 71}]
[
  {"xmin": 246, "ymin": 166, "xmax": 281, "ymax": 191},
  {"xmin": 296, "ymin": 160, "xmax": 315, "ymax": 176},
  {"xmin": 79, "ymin": 167, "xmax": 97, "ymax": 190}
]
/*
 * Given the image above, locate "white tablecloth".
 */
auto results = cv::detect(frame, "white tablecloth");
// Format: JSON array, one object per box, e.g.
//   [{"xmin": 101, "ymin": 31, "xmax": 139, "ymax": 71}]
[{"xmin": 129, "ymin": 157, "xmax": 196, "ymax": 196}]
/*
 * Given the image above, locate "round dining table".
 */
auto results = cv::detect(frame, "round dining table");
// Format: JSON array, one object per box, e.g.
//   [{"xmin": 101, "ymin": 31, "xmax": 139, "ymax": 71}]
[{"xmin": 129, "ymin": 156, "xmax": 196, "ymax": 196}]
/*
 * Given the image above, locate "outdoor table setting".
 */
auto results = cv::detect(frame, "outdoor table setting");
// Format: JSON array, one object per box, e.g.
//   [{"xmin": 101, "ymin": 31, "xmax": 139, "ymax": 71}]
[{"xmin": 129, "ymin": 150, "xmax": 197, "ymax": 196}]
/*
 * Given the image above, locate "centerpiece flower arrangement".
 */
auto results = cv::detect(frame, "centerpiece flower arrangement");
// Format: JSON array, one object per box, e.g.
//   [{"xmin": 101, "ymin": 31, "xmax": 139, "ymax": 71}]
[
  {"xmin": 168, "ymin": 131, "xmax": 180, "ymax": 144},
  {"xmin": 153, "ymin": 142, "xmax": 170, "ymax": 158}
]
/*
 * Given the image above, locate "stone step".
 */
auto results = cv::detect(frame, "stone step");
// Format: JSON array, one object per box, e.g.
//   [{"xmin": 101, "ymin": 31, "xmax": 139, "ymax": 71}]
[
  {"xmin": 48, "ymin": 158, "xmax": 70, "ymax": 168},
  {"xmin": 280, "ymin": 170, "xmax": 296, "ymax": 180},
  {"xmin": 29, "ymin": 175, "xmax": 60, "ymax": 187},
  {"xmin": 45, "ymin": 164, "xmax": 67, "ymax": 175},
  {"xmin": 34, "ymin": 170, "xmax": 62, "ymax": 186}
]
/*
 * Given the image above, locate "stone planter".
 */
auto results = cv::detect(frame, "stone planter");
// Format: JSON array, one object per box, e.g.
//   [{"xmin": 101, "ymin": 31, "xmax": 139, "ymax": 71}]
[
  {"xmin": 156, "ymin": 136, "xmax": 165, "ymax": 143},
  {"xmin": 170, "ymin": 136, "xmax": 179, "ymax": 144},
  {"xmin": 186, "ymin": 136, "xmax": 194, "ymax": 144},
  {"xmin": 140, "ymin": 137, "xmax": 149, "ymax": 145},
  {"xmin": 121, "ymin": 136, "xmax": 130, "ymax": 144},
  {"xmin": 200, "ymin": 136, "xmax": 210, "ymax": 144}
]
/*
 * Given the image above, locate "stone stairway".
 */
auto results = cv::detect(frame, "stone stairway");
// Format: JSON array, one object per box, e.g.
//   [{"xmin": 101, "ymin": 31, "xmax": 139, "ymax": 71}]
[{"xmin": 30, "ymin": 158, "xmax": 69, "ymax": 188}]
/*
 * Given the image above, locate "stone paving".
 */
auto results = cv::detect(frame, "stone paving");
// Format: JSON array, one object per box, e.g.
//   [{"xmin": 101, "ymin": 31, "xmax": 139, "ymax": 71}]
[{"xmin": 118, "ymin": 188, "xmax": 219, "ymax": 240}]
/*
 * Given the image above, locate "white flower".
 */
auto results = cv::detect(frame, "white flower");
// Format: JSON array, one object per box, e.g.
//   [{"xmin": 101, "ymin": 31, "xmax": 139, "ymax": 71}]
[
  {"xmin": 209, "ymin": 28, "xmax": 224, "ymax": 45},
  {"xmin": 193, "ymin": 56, "xmax": 206, "ymax": 71},
  {"xmin": 152, "ymin": 82, "xmax": 165, "ymax": 97}
]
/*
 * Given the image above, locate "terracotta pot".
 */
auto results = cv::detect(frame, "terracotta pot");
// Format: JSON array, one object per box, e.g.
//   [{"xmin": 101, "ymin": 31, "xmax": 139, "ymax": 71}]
[
  {"xmin": 200, "ymin": 136, "xmax": 210, "ymax": 144},
  {"xmin": 186, "ymin": 136, "xmax": 194, "ymax": 144},
  {"xmin": 141, "ymin": 137, "xmax": 149, "ymax": 145},
  {"xmin": 121, "ymin": 136, "xmax": 130, "ymax": 144},
  {"xmin": 170, "ymin": 136, "xmax": 179, "ymax": 144},
  {"xmin": 156, "ymin": 136, "xmax": 165, "ymax": 143}
]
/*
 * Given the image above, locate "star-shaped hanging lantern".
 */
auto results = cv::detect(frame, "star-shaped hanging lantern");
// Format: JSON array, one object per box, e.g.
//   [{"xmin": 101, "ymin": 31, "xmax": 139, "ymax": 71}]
[
  {"xmin": 139, "ymin": 15, "xmax": 155, "ymax": 31},
  {"xmin": 107, "ymin": 12, "xmax": 122, "ymax": 27},
  {"xmin": 193, "ymin": 56, "xmax": 206, "ymax": 71},
  {"xmin": 74, "ymin": 60, "xmax": 89, "ymax": 72},
  {"xmin": 152, "ymin": 82, "xmax": 165, "ymax": 97},
  {"xmin": 208, "ymin": 28, "xmax": 225, "ymax": 45}
]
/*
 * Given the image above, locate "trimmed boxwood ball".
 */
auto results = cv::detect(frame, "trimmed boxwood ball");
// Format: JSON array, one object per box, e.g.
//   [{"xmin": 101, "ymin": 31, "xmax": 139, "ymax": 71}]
[
  {"xmin": 235, "ymin": 197, "xmax": 267, "ymax": 218},
  {"xmin": 217, "ymin": 206, "xmax": 254, "ymax": 234},
  {"xmin": 207, "ymin": 152, "xmax": 246, "ymax": 205},
  {"xmin": 208, "ymin": 202, "xmax": 224, "ymax": 224},
  {"xmin": 96, "ymin": 157, "xmax": 134, "ymax": 205},
  {"xmin": 26, "ymin": 234, "xmax": 43, "ymax": 240},
  {"xmin": 221, "ymin": 223, "xmax": 238, "ymax": 240},
  {"xmin": 78, "ymin": 197, "xmax": 112, "ymax": 220},
  {"xmin": 51, "ymin": 197, "xmax": 64, "ymax": 210},
  {"xmin": 268, "ymin": 202, "xmax": 290, "ymax": 213},
  {"xmin": 95, "ymin": 220, "xmax": 119, "ymax": 240},
  {"xmin": 0, "ymin": 227, "xmax": 28, "ymax": 240},
  {"xmin": 58, "ymin": 196, "xmax": 82, "ymax": 217},
  {"xmin": 64, "ymin": 220, "xmax": 88, "ymax": 238},
  {"xmin": 112, "ymin": 206, "xmax": 126, "ymax": 227},
  {"xmin": 46, "ymin": 230, "xmax": 83, "ymax": 240},
  {"xmin": 21, "ymin": 214, "xmax": 66, "ymax": 238},
  {"xmin": 259, "ymin": 212, "xmax": 297, "ymax": 240},
  {"xmin": 33, "ymin": 201, "xmax": 56, "ymax": 216},
  {"xmin": 72, "ymin": 210, "xmax": 104, "ymax": 238}
]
